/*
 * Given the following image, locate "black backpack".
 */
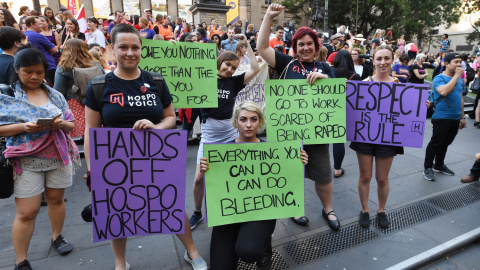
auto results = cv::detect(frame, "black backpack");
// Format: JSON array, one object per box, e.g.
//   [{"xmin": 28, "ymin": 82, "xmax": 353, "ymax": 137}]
[
  {"xmin": 90, "ymin": 71, "xmax": 164, "ymax": 112},
  {"xmin": 465, "ymin": 62, "xmax": 475, "ymax": 84}
]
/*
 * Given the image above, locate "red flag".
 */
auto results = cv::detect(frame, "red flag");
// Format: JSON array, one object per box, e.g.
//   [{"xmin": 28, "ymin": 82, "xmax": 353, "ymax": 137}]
[
  {"xmin": 68, "ymin": 0, "xmax": 77, "ymax": 17},
  {"xmin": 76, "ymin": 4, "xmax": 87, "ymax": 33}
]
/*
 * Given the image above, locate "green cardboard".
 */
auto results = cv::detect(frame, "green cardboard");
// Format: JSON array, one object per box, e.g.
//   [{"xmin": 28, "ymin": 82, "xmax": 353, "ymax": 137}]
[
  {"xmin": 265, "ymin": 78, "xmax": 347, "ymax": 145},
  {"xmin": 139, "ymin": 39, "xmax": 218, "ymax": 108},
  {"xmin": 204, "ymin": 141, "xmax": 305, "ymax": 227}
]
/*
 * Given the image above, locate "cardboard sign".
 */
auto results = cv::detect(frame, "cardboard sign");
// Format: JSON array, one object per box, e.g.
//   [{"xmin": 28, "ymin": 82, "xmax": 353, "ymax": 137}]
[
  {"xmin": 346, "ymin": 81, "xmax": 430, "ymax": 148},
  {"xmin": 234, "ymin": 62, "xmax": 269, "ymax": 110},
  {"xmin": 265, "ymin": 78, "xmax": 347, "ymax": 145},
  {"xmin": 204, "ymin": 141, "xmax": 305, "ymax": 227},
  {"xmin": 139, "ymin": 39, "xmax": 218, "ymax": 108},
  {"xmin": 89, "ymin": 128, "xmax": 187, "ymax": 242}
]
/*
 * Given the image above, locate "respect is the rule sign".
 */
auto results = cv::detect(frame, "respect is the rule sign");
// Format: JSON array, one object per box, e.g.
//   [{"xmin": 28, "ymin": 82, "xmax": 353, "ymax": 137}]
[
  {"xmin": 139, "ymin": 39, "xmax": 218, "ymax": 108},
  {"xmin": 89, "ymin": 128, "xmax": 187, "ymax": 242},
  {"xmin": 265, "ymin": 78, "xmax": 347, "ymax": 145},
  {"xmin": 204, "ymin": 141, "xmax": 305, "ymax": 227},
  {"xmin": 346, "ymin": 81, "xmax": 429, "ymax": 148}
]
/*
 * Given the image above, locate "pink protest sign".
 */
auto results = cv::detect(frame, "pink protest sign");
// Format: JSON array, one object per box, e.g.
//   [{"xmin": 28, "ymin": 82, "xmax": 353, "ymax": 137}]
[
  {"xmin": 346, "ymin": 81, "xmax": 430, "ymax": 148},
  {"xmin": 89, "ymin": 128, "xmax": 187, "ymax": 242}
]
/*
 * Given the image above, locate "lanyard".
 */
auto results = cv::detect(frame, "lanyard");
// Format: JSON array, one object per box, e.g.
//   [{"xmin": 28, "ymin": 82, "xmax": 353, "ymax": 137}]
[{"xmin": 298, "ymin": 59, "xmax": 317, "ymax": 75}]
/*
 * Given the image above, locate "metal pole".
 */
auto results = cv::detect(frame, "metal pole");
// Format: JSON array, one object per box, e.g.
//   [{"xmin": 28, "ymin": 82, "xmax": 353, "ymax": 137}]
[{"xmin": 324, "ymin": 0, "xmax": 328, "ymax": 33}]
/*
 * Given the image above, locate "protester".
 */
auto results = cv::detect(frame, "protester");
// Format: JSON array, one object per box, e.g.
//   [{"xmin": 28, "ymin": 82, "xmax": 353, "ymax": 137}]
[
  {"xmin": 269, "ymin": 25, "xmax": 286, "ymax": 54},
  {"xmin": 0, "ymin": 47, "xmax": 79, "ymax": 270},
  {"xmin": 18, "ymin": 6, "xmax": 31, "ymax": 21},
  {"xmin": 38, "ymin": 16, "xmax": 61, "ymax": 66},
  {"xmin": 236, "ymin": 42, "xmax": 250, "ymax": 64},
  {"xmin": 86, "ymin": 17, "xmax": 106, "ymax": 52},
  {"xmin": 0, "ymin": 8, "xmax": 19, "ymax": 29},
  {"xmin": 83, "ymin": 24, "xmax": 207, "ymax": 270},
  {"xmin": 351, "ymin": 45, "xmax": 401, "ymax": 229},
  {"xmin": 189, "ymin": 36, "xmax": 259, "ymax": 231},
  {"xmin": 89, "ymin": 48, "xmax": 109, "ymax": 70},
  {"xmin": 202, "ymin": 101, "xmax": 308, "ymax": 269},
  {"xmin": 211, "ymin": 34, "xmax": 221, "ymax": 55},
  {"xmin": 107, "ymin": 11, "xmax": 127, "ymax": 39},
  {"xmin": 257, "ymin": 3, "xmax": 340, "ymax": 230},
  {"xmin": 326, "ymin": 33, "xmax": 341, "ymax": 57},
  {"xmin": 423, "ymin": 53, "xmax": 467, "ymax": 181},
  {"xmin": 54, "ymin": 39, "xmax": 103, "ymax": 139},
  {"xmin": 332, "ymin": 50, "xmax": 361, "ymax": 178},
  {"xmin": 351, "ymin": 47, "xmax": 370, "ymax": 80},
  {"xmin": 43, "ymin": 7, "xmax": 58, "ymax": 30},
  {"xmin": 173, "ymin": 18, "xmax": 184, "ymax": 40},
  {"xmin": 391, "ymin": 53, "xmax": 410, "ymax": 83},
  {"xmin": 178, "ymin": 21, "xmax": 191, "ymax": 41},
  {"xmin": 397, "ymin": 34, "xmax": 405, "ymax": 54},
  {"xmin": 439, "ymin": 34, "xmax": 451, "ymax": 54},
  {"xmin": 409, "ymin": 53, "xmax": 429, "ymax": 84},
  {"xmin": 461, "ymin": 153, "xmax": 480, "ymax": 183},
  {"xmin": 24, "ymin": 16, "xmax": 59, "ymax": 86},
  {"xmin": 139, "ymin": 17, "xmax": 155, "ymax": 39},
  {"xmin": 60, "ymin": 18, "xmax": 85, "ymax": 49},
  {"xmin": 0, "ymin": 26, "xmax": 25, "ymax": 85},
  {"xmin": 154, "ymin": 14, "xmax": 173, "ymax": 40},
  {"xmin": 351, "ymin": 34, "xmax": 366, "ymax": 54},
  {"xmin": 221, "ymin": 28, "xmax": 238, "ymax": 52}
]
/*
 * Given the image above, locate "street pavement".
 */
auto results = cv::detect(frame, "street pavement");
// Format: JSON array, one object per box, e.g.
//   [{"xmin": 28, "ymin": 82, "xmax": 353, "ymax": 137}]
[{"xmin": 0, "ymin": 117, "xmax": 479, "ymax": 270}]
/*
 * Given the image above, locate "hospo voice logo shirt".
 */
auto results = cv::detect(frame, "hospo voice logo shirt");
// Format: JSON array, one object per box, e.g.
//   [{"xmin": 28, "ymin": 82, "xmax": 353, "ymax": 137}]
[{"xmin": 109, "ymin": 83, "xmax": 159, "ymax": 107}]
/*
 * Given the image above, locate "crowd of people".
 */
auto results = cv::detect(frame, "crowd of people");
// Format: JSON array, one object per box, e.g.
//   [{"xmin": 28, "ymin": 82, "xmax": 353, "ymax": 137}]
[{"xmin": 0, "ymin": 2, "xmax": 479, "ymax": 270}]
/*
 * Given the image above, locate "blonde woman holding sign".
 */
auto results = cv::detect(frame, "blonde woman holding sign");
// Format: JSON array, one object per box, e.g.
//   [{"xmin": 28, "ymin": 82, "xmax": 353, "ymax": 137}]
[
  {"xmin": 257, "ymin": 3, "xmax": 340, "ymax": 230},
  {"xmin": 83, "ymin": 24, "xmax": 207, "ymax": 270},
  {"xmin": 200, "ymin": 101, "xmax": 308, "ymax": 269}
]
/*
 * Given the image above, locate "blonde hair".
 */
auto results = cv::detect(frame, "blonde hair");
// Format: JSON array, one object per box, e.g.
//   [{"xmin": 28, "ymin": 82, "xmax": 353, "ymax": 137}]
[
  {"xmin": 139, "ymin": 17, "xmax": 148, "ymax": 25},
  {"xmin": 89, "ymin": 49, "xmax": 108, "ymax": 69},
  {"xmin": 231, "ymin": 101, "xmax": 266, "ymax": 132},
  {"xmin": 415, "ymin": 53, "xmax": 426, "ymax": 64},
  {"xmin": 58, "ymin": 39, "xmax": 94, "ymax": 70},
  {"xmin": 315, "ymin": 46, "xmax": 328, "ymax": 62}
]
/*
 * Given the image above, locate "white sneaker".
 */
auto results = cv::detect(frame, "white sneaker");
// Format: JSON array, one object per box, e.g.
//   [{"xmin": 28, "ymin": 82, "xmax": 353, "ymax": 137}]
[{"xmin": 184, "ymin": 251, "xmax": 208, "ymax": 270}]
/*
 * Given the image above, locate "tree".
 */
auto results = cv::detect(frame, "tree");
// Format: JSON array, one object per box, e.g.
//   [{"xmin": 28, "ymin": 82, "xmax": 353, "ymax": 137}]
[
  {"xmin": 463, "ymin": 0, "xmax": 480, "ymax": 44},
  {"xmin": 280, "ymin": 0, "xmax": 462, "ymax": 41}
]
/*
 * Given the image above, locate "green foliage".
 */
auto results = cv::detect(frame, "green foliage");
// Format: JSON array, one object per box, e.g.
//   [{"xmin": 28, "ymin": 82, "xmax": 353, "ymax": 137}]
[
  {"xmin": 463, "ymin": 0, "xmax": 480, "ymax": 44},
  {"xmin": 280, "ymin": 0, "xmax": 462, "ymax": 41}
]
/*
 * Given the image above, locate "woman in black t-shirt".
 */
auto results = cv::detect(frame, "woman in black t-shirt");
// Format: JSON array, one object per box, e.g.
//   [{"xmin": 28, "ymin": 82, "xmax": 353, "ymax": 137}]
[
  {"xmin": 200, "ymin": 102, "xmax": 308, "ymax": 269},
  {"xmin": 409, "ymin": 53, "xmax": 429, "ymax": 84},
  {"xmin": 84, "ymin": 24, "xmax": 207, "ymax": 270},
  {"xmin": 60, "ymin": 18, "xmax": 85, "ymax": 50},
  {"xmin": 256, "ymin": 3, "xmax": 340, "ymax": 231},
  {"xmin": 189, "ymin": 35, "xmax": 259, "ymax": 231}
]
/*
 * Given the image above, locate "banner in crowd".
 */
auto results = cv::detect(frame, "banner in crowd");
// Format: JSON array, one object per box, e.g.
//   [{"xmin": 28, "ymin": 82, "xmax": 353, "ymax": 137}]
[
  {"xmin": 139, "ymin": 39, "xmax": 218, "ymax": 108},
  {"xmin": 265, "ymin": 78, "xmax": 347, "ymax": 145},
  {"xmin": 89, "ymin": 128, "xmax": 187, "ymax": 242},
  {"xmin": 346, "ymin": 81, "xmax": 430, "ymax": 148},
  {"xmin": 234, "ymin": 62, "xmax": 268, "ymax": 110},
  {"xmin": 226, "ymin": 0, "xmax": 239, "ymax": 25},
  {"xmin": 204, "ymin": 141, "xmax": 305, "ymax": 227}
]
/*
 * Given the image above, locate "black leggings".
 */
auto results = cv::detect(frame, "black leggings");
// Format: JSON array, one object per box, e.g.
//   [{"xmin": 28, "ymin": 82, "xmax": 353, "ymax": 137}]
[
  {"xmin": 332, "ymin": 143, "xmax": 345, "ymax": 170},
  {"xmin": 210, "ymin": 219, "xmax": 276, "ymax": 270}
]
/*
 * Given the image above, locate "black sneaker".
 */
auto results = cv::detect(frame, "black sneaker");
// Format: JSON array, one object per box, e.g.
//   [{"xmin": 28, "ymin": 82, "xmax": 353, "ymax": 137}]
[
  {"xmin": 433, "ymin": 165, "xmax": 455, "ymax": 176},
  {"xmin": 377, "ymin": 212, "xmax": 390, "ymax": 228},
  {"xmin": 14, "ymin": 260, "xmax": 32, "ymax": 270},
  {"xmin": 359, "ymin": 211, "xmax": 370, "ymax": 228},
  {"xmin": 189, "ymin": 212, "xmax": 203, "ymax": 230},
  {"xmin": 51, "ymin": 234, "xmax": 73, "ymax": 255},
  {"xmin": 423, "ymin": 168, "xmax": 435, "ymax": 181}
]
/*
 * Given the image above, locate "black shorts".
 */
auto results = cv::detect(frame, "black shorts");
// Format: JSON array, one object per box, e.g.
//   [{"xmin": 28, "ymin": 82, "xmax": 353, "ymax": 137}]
[{"xmin": 350, "ymin": 142, "xmax": 403, "ymax": 157}]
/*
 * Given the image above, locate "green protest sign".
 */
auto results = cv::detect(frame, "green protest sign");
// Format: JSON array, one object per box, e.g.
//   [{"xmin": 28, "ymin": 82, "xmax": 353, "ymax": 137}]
[
  {"xmin": 139, "ymin": 39, "xmax": 218, "ymax": 108},
  {"xmin": 265, "ymin": 78, "xmax": 347, "ymax": 145},
  {"xmin": 204, "ymin": 141, "xmax": 305, "ymax": 227}
]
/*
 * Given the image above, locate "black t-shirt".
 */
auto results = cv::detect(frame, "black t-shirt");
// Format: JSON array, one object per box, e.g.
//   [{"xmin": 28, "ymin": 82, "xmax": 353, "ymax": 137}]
[
  {"xmin": 83, "ymin": 70, "xmax": 173, "ymax": 128},
  {"xmin": 201, "ymin": 73, "xmax": 246, "ymax": 120},
  {"xmin": 325, "ymin": 44, "xmax": 336, "ymax": 58},
  {"xmin": 61, "ymin": 32, "xmax": 85, "ymax": 44},
  {"xmin": 274, "ymin": 51, "xmax": 336, "ymax": 79},
  {"xmin": 0, "ymin": 54, "xmax": 14, "ymax": 85},
  {"xmin": 409, "ymin": 64, "xmax": 426, "ymax": 84}
]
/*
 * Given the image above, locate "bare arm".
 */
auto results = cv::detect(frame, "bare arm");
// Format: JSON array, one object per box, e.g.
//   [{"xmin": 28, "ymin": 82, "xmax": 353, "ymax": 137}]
[
  {"xmin": 84, "ymin": 107, "xmax": 103, "ymax": 171},
  {"xmin": 257, "ymin": 4, "xmax": 284, "ymax": 67},
  {"xmin": 437, "ymin": 67, "xmax": 463, "ymax": 96},
  {"xmin": 0, "ymin": 123, "xmax": 27, "ymax": 137},
  {"xmin": 413, "ymin": 69, "xmax": 427, "ymax": 79},
  {"xmin": 156, "ymin": 102, "xmax": 176, "ymax": 129},
  {"xmin": 49, "ymin": 46, "xmax": 59, "ymax": 54},
  {"xmin": 239, "ymin": 35, "xmax": 259, "ymax": 84}
]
